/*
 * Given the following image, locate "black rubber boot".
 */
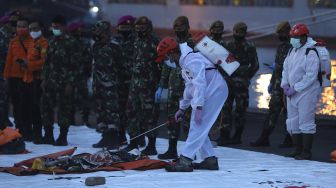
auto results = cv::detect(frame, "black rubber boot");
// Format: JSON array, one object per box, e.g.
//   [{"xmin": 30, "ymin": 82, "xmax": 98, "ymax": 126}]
[
  {"xmin": 193, "ymin": 156, "xmax": 219, "ymax": 170},
  {"xmin": 279, "ymin": 133, "xmax": 293, "ymax": 148},
  {"xmin": 54, "ymin": 126, "xmax": 68, "ymax": 146},
  {"xmin": 250, "ymin": 126, "xmax": 274, "ymax": 147},
  {"xmin": 295, "ymin": 134, "xmax": 314, "ymax": 160},
  {"xmin": 158, "ymin": 139, "xmax": 178, "ymax": 159},
  {"xmin": 124, "ymin": 137, "xmax": 139, "ymax": 152},
  {"xmin": 141, "ymin": 136, "xmax": 157, "ymax": 155},
  {"xmin": 216, "ymin": 127, "xmax": 231, "ymax": 146},
  {"xmin": 119, "ymin": 127, "xmax": 127, "ymax": 146},
  {"xmin": 42, "ymin": 125, "xmax": 55, "ymax": 145},
  {"xmin": 286, "ymin": 134, "xmax": 302, "ymax": 158},
  {"xmin": 33, "ymin": 124, "xmax": 43, "ymax": 144},
  {"xmin": 165, "ymin": 155, "xmax": 193, "ymax": 172},
  {"xmin": 138, "ymin": 135, "xmax": 146, "ymax": 147},
  {"xmin": 229, "ymin": 126, "xmax": 244, "ymax": 145},
  {"xmin": 93, "ymin": 129, "xmax": 121, "ymax": 149}
]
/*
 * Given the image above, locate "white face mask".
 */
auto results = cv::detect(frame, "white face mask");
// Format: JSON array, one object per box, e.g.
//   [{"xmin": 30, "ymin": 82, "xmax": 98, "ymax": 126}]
[
  {"xmin": 52, "ymin": 28, "xmax": 62, "ymax": 36},
  {"xmin": 290, "ymin": 38, "xmax": 302, "ymax": 49},
  {"xmin": 164, "ymin": 59, "xmax": 176, "ymax": 68},
  {"xmin": 30, "ymin": 30, "xmax": 42, "ymax": 39}
]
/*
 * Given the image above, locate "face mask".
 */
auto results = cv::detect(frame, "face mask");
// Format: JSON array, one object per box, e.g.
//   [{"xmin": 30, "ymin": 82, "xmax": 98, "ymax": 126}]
[
  {"xmin": 52, "ymin": 28, "xmax": 62, "ymax": 36},
  {"xmin": 119, "ymin": 30, "xmax": 131, "ymax": 37},
  {"xmin": 30, "ymin": 30, "xmax": 42, "ymax": 39},
  {"xmin": 17, "ymin": 28, "xmax": 29, "ymax": 36},
  {"xmin": 175, "ymin": 30, "xmax": 188, "ymax": 39},
  {"xmin": 290, "ymin": 38, "xmax": 302, "ymax": 49},
  {"xmin": 164, "ymin": 59, "xmax": 176, "ymax": 68},
  {"xmin": 10, "ymin": 21, "xmax": 17, "ymax": 27}
]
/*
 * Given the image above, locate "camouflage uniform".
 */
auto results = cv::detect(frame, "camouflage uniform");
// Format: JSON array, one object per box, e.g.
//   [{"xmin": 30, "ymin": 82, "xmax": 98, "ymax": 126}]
[
  {"xmin": 92, "ymin": 39, "xmax": 120, "ymax": 128},
  {"xmin": 223, "ymin": 22, "xmax": 259, "ymax": 144},
  {"xmin": 0, "ymin": 25, "xmax": 13, "ymax": 129},
  {"xmin": 41, "ymin": 34, "xmax": 80, "ymax": 144},
  {"xmin": 73, "ymin": 37, "xmax": 92, "ymax": 123},
  {"xmin": 112, "ymin": 32, "xmax": 135, "ymax": 130},
  {"xmin": 127, "ymin": 32, "xmax": 160, "ymax": 138},
  {"xmin": 250, "ymin": 21, "xmax": 292, "ymax": 147}
]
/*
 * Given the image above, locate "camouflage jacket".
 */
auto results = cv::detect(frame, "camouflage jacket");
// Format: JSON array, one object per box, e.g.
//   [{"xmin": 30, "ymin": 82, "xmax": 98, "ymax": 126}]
[
  {"xmin": 0, "ymin": 25, "xmax": 14, "ymax": 75},
  {"xmin": 131, "ymin": 33, "xmax": 160, "ymax": 88},
  {"xmin": 227, "ymin": 39, "xmax": 259, "ymax": 79},
  {"xmin": 92, "ymin": 39, "xmax": 121, "ymax": 89},
  {"xmin": 112, "ymin": 33, "xmax": 136, "ymax": 83},
  {"xmin": 210, "ymin": 36, "xmax": 227, "ymax": 49},
  {"xmin": 74, "ymin": 37, "xmax": 92, "ymax": 81},
  {"xmin": 42, "ymin": 35, "xmax": 81, "ymax": 86},
  {"xmin": 270, "ymin": 41, "xmax": 292, "ymax": 91}
]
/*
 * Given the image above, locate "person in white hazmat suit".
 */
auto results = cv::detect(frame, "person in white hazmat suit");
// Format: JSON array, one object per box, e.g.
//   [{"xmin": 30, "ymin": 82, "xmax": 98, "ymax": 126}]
[
  {"xmin": 155, "ymin": 37, "xmax": 228, "ymax": 172},
  {"xmin": 281, "ymin": 23, "xmax": 321, "ymax": 160}
]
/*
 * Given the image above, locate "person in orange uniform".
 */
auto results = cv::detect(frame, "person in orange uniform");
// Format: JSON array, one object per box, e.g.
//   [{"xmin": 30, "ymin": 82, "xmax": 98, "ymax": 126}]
[
  {"xmin": 22, "ymin": 20, "xmax": 48, "ymax": 144},
  {"xmin": 3, "ymin": 17, "xmax": 33, "ymax": 139}
]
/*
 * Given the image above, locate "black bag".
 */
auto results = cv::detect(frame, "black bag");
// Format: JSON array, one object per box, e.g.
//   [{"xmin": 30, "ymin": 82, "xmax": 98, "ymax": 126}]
[{"xmin": 0, "ymin": 138, "xmax": 26, "ymax": 154}]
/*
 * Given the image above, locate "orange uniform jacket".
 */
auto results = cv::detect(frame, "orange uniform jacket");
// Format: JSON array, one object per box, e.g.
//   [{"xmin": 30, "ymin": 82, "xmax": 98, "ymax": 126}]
[
  {"xmin": 23, "ymin": 37, "xmax": 48, "ymax": 83},
  {"xmin": 3, "ymin": 35, "xmax": 33, "ymax": 79}
]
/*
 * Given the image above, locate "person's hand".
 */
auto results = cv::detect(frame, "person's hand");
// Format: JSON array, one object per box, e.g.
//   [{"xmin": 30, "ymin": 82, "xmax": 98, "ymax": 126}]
[
  {"xmin": 282, "ymin": 84, "xmax": 290, "ymax": 94},
  {"xmin": 16, "ymin": 58, "xmax": 27, "ymax": 69},
  {"xmin": 174, "ymin": 109, "xmax": 185, "ymax": 122},
  {"xmin": 286, "ymin": 87, "xmax": 297, "ymax": 97},
  {"xmin": 195, "ymin": 108, "xmax": 202, "ymax": 125},
  {"xmin": 155, "ymin": 87, "xmax": 163, "ymax": 103},
  {"xmin": 267, "ymin": 83, "xmax": 273, "ymax": 94},
  {"xmin": 65, "ymin": 84, "xmax": 73, "ymax": 96}
]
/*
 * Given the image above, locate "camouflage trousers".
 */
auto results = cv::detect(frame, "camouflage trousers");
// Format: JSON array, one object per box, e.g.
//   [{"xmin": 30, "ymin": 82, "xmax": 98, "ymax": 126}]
[
  {"xmin": 221, "ymin": 78, "xmax": 250, "ymax": 129},
  {"xmin": 41, "ymin": 83, "xmax": 75, "ymax": 129},
  {"xmin": 118, "ymin": 80, "xmax": 130, "ymax": 129},
  {"xmin": 166, "ymin": 92, "xmax": 181, "ymax": 140},
  {"xmin": 263, "ymin": 88, "xmax": 286, "ymax": 128},
  {"xmin": 74, "ymin": 79, "xmax": 90, "ymax": 120},
  {"xmin": 94, "ymin": 84, "xmax": 120, "ymax": 127},
  {"xmin": 0, "ymin": 77, "xmax": 7, "ymax": 130},
  {"xmin": 126, "ymin": 83, "xmax": 156, "ymax": 138}
]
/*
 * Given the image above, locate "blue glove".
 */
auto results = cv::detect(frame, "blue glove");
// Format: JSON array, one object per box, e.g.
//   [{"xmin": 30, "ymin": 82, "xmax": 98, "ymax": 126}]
[
  {"xmin": 175, "ymin": 109, "xmax": 185, "ymax": 122},
  {"xmin": 268, "ymin": 83, "xmax": 273, "ymax": 94},
  {"xmin": 282, "ymin": 84, "xmax": 290, "ymax": 94},
  {"xmin": 286, "ymin": 87, "xmax": 297, "ymax": 97},
  {"xmin": 270, "ymin": 63, "xmax": 275, "ymax": 71},
  {"xmin": 155, "ymin": 87, "xmax": 163, "ymax": 103}
]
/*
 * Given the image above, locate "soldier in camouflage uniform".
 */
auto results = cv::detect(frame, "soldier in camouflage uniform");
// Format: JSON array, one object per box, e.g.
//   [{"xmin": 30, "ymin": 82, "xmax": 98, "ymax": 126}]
[
  {"xmin": 91, "ymin": 21, "xmax": 122, "ymax": 149},
  {"xmin": 41, "ymin": 15, "xmax": 80, "ymax": 146},
  {"xmin": 68, "ymin": 22, "xmax": 92, "ymax": 126},
  {"xmin": 156, "ymin": 16, "xmax": 194, "ymax": 159},
  {"xmin": 125, "ymin": 16, "xmax": 161, "ymax": 155},
  {"xmin": 250, "ymin": 21, "xmax": 293, "ymax": 147},
  {"xmin": 0, "ymin": 11, "xmax": 20, "ymax": 129},
  {"xmin": 218, "ymin": 22, "xmax": 259, "ymax": 146},
  {"xmin": 112, "ymin": 15, "xmax": 136, "ymax": 144}
]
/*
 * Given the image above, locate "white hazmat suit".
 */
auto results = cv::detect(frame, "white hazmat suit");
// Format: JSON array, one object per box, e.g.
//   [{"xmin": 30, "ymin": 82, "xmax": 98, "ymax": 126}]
[
  {"xmin": 178, "ymin": 43, "xmax": 228, "ymax": 160},
  {"xmin": 281, "ymin": 38, "xmax": 321, "ymax": 134}
]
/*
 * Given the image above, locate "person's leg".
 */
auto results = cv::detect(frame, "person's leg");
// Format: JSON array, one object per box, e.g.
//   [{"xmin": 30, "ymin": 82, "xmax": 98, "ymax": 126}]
[
  {"xmin": 285, "ymin": 97, "xmax": 302, "ymax": 157},
  {"xmin": 32, "ymin": 80, "xmax": 43, "ymax": 144},
  {"xmin": 20, "ymin": 82, "xmax": 34, "ymax": 141},
  {"xmin": 41, "ymin": 84, "xmax": 56, "ymax": 145}
]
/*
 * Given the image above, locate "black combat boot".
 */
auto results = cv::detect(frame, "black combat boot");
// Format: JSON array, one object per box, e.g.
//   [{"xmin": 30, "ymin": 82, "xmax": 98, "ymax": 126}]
[
  {"xmin": 42, "ymin": 125, "xmax": 55, "ymax": 145},
  {"xmin": 250, "ymin": 126, "xmax": 274, "ymax": 147},
  {"xmin": 158, "ymin": 139, "xmax": 178, "ymax": 159},
  {"xmin": 141, "ymin": 136, "xmax": 157, "ymax": 155},
  {"xmin": 165, "ymin": 155, "xmax": 193, "ymax": 172},
  {"xmin": 118, "ymin": 127, "xmax": 127, "ymax": 146},
  {"xmin": 278, "ymin": 133, "xmax": 293, "ymax": 148},
  {"xmin": 229, "ymin": 126, "xmax": 244, "ymax": 145},
  {"xmin": 124, "ymin": 137, "xmax": 139, "ymax": 152},
  {"xmin": 54, "ymin": 126, "xmax": 68, "ymax": 146},
  {"xmin": 295, "ymin": 134, "xmax": 314, "ymax": 160},
  {"xmin": 286, "ymin": 134, "xmax": 302, "ymax": 158},
  {"xmin": 193, "ymin": 156, "xmax": 219, "ymax": 170},
  {"xmin": 93, "ymin": 128, "xmax": 121, "ymax": 149},
  {"xmin": 216, "ymin": 127, "xmax": 231, "ymax": 146},
  {"xmin": 32, "ymin": 124, "xmax": 43, "ymax": 144}
]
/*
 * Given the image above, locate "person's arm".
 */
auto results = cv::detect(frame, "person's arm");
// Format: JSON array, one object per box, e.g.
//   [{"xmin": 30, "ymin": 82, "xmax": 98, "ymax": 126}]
[
  {"xmin": 293, "ymin": 51, "xmax": 320, "ymax": 92},
  {"xmin": 27, "ymin": 39, "xmax": 48, "ymax": 71},
  {"xmin": 188, "ymin": 58, "xmax": 207, "ymax": 110},
  {"xmin": 280, "ymin": 57, "xmax": 289, "ymax": 88},
  {"xmin": 159, "ymin": 65, "xmax": 171, "ymax": 89},
  {"xmin": 247, "ymin": 45, "xmax": 259, "ymax": 79}
]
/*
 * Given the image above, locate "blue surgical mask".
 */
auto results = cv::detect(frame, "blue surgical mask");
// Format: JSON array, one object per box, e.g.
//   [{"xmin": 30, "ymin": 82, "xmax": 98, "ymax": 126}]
[
  {"xmin": 30, "ymin": 30, "xmax": 42, "ymax": 39},
  {"xmin": 52, "ymin": 28, "xmax": 62, "ymax": 36},
  {"xmin": 290, "ymin": 38, "xmax": 302, "ymax": 49},
  {"xmin": 164, "ymin": 59, "xmax": 176, "ymax": 68}
]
